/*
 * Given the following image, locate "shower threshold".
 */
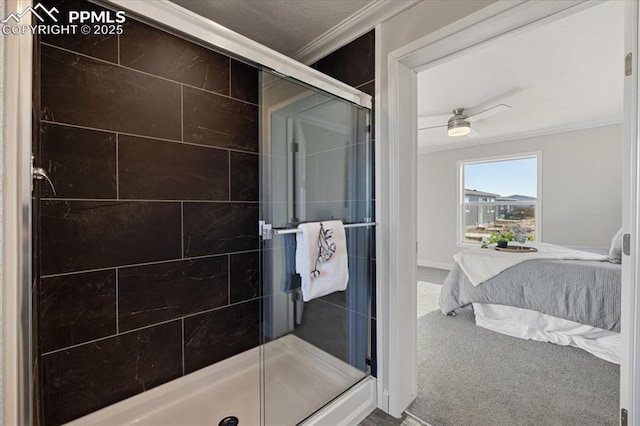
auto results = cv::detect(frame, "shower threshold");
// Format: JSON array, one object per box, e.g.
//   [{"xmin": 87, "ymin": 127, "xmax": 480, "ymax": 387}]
[{"xmin": 65, "ymin": 334, "xmax": 366, "ymax": 426}]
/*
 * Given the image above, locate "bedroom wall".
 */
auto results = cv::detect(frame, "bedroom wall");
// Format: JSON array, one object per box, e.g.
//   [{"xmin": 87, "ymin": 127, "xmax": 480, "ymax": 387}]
[{"xmin": 417, "ymin": 124, "xmax": 623, "ymax": 267}]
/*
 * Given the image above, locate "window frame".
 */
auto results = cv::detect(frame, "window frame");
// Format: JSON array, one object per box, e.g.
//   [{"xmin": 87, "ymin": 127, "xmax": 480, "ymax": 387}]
[{"xmin": 457, "ymin": 151, "xmax": 543, "ymax": 247}]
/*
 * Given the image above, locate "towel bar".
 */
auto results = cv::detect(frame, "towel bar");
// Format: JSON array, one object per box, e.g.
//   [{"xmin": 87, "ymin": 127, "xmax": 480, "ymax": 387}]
[{"xmin": 259, "ymin": 221, "xmax": 376, "ymax": 240}]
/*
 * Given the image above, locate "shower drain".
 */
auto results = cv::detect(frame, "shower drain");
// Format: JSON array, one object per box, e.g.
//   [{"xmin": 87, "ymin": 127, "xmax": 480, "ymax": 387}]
[{"xmin": 218, "ymin": 416, "xmax": 239, "ymax": 426}]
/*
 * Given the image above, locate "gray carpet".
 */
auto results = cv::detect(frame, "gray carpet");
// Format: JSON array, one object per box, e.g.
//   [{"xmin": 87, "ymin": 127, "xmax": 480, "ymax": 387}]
[
  {"xmin": 417, "ymin": 266, "xmax": 449, "ymax": 285},
  {"xmin": 407, "ymin": 307, "xmax": 619, "ymax": 426},
  {"xmin": 417, "ymin": 281, "xmax": 442, "ymax": 318}
]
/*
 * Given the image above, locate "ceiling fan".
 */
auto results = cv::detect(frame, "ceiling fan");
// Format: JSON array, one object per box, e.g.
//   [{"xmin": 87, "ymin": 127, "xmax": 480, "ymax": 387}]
[{"xmin": 418, "ymin": 103, "xmax": 511, "ymax": 138}]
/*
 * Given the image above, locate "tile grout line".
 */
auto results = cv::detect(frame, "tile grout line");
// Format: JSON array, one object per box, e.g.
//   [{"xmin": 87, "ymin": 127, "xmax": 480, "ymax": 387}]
[
  {"xmin": 41, "ymin": 42, "xmax": 260, "ymax": 107},
  {"xmin": 40, "ymin": 296, "xmax": 265, "ymax": 357},
  {"xmin": 41, "ymin": 249, "xmax": 261, "ymax": 279},
  {"xmin": 40, "ymin": 197, "xmax": 259, "ymax": 204},
  {"xmin": 115, "ymin": 133, "xmax": 119, "ymax": 199},
  {"xmin": 228, "ymin": 150, "xmax": 232, "ymax": 201},
  {"xmin": 39, "ymin": 196, "xmax": 366, "ymax": 204},
  {"xmin": 355, "ymin": 78, "xmax": 375, "ymax": 90},
  {"xmin": 115, "ymin": 268, "xmax": 119, "ymax": 334},
  {"xmin": 41, "ymin": 316, "xmax": 187, "ymax": 357},
  {"xmin": 314, "ymin": 298, "xmax": 370, "ymax": 319},
  {"xmin": 181, "ymin": 318, "xmax": 185, "ymax": 376},
  {"xmin": 181, "ymin": 85, "xmax": 184, "ymax": 142},
  {"xmin": 227, "ymin": 254, "xmax": 231, "ymax": 305},
  {"xmin": 39, "ymin": 120, "xmax": 260, "ymax": 156},
  {"xmin": 181, "ymin": 202, "xmax": 184, "ymax": 259}
]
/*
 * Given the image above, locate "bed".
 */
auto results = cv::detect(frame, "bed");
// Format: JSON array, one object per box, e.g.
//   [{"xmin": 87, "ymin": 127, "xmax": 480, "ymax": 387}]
[{"xmin": 439, "ymin": 241, "xmax": 622, "ymax": 363}]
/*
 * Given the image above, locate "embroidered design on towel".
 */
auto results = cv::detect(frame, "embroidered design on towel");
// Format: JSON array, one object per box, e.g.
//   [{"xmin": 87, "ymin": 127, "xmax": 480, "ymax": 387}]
[{"xmin": 311, "ymin": 222, "xmax": 336, "ymax": 279}]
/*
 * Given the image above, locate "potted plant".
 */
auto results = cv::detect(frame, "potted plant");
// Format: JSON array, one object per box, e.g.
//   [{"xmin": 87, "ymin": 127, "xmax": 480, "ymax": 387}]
[
  {"xmin": 481, "ymin": 231, "xmax": 514, "ymax": 249},
  {"xmin": 481, "ymin": 226, "xmax": 534, "ymax": 249}
]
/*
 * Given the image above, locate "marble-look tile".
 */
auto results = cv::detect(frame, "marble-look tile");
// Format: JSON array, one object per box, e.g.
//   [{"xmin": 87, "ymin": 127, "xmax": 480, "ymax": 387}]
[
  {"xmin": 183, "ymin": 202, "xmax": 259, "ymax": 257},
  {"xmin": 41, "ymin": 45, "xmax": 181, "ymax": 140},
  {"xmin": 357, "ymin": 80, "xmax": 375, "ymax": 97},
  {"xmin": 40, "ymin": 201, "xmax": 181, "ymax": 275},
  {"xmin": 120, "ymin": 20, "xmax": 230, "ymax": 94},
  {"xmin": 39, "ymin": 123, "xmax": 116, "ymax": 199},
  {"xmin": 230, "ymin": 59, "xmax": 259, "ymax": 104},
  {"xmin": 229, "ymin": 251, "xmax": 259, "ymax": 303},
  {"xmin": 183, "ymin": 86, "xmax": 258, "ymax": 152},
  {"xmin": 230, "ymin": 152, "xmax": 259, "ymax": 202},
  {"xmin": 314, "ymin": 30, "xmax": 375, "ymax": 88},
  {"xmin": 41, "ymin": 321, "xmax": 182, "ymax": 425},
  {"xmin": 293, "ymin": 299, "xmax": 348, "ymax": 363},
  {"xmin": 118, "ymin": 135, "xmax": 229, "ymax": 201},
  {"xmin": 118, "ymin": 257, "xmax": 229, "ymax": 332},
  {"xmin": 183, "ymin": 299, "xmax": 259, "ymax": 373},
  {"xmin": 318, "ymin": 290, "xmax": 346, "ymax": 309},
  {"xmin": 39, "ymin": 270, "xmax": 116, "ymax": 354},
  {"xmin": 40, "ymin": 0, "xmax": 119, "ymax": 63},
  {"xmin": 345, "ymin": 227, "xmax": 375, "ymax": 260}
]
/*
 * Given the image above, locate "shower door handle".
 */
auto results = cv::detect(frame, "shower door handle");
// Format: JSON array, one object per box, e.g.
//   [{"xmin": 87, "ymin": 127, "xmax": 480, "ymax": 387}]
[{"xmin": 33, "ymin": 166, "xmax": 57, "ymax": 195}]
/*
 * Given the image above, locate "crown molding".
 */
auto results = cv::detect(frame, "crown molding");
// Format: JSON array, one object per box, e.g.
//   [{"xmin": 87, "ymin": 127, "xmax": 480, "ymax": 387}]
[
  {"xmin": 418, "ymin": 118, "xmax": 623, "ymax": 154},
  {"xmin": 293, "ymin": 0, "xmax": 420, "ymax": 65}
]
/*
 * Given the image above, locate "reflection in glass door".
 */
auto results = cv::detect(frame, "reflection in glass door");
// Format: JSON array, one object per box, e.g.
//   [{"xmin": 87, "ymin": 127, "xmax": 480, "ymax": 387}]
[{"xmin": 259, "ymin": 71, "xmax": 373, "ymax": 425}]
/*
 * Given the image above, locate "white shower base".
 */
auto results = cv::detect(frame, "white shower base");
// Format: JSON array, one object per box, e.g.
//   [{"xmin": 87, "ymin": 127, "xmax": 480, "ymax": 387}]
[{"xmin": 66, "ymin": 334, "xmax": 373, "ymax": 426}]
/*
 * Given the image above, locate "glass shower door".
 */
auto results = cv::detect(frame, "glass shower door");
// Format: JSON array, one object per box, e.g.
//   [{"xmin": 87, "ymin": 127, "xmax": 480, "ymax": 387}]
[{"xmin": 259, "ymin": 71, "xmax": 373, "ymax": 425}]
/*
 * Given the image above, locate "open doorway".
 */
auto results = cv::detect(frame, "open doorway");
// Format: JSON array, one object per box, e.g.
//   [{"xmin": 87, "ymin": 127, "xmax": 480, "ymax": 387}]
[{"xmin": 412, "ymin": 2, "xmax": 623, "ymax": 424}]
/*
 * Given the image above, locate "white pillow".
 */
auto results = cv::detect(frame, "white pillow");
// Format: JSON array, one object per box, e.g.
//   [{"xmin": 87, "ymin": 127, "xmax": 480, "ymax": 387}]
[{"xmin": 609, "ymin": 227, "xmax": 623, "ymax": 264}]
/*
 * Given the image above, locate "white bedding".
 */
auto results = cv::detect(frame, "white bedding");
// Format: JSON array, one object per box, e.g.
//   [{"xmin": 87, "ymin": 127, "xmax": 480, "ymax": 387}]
[
  {"xmin": 472, "ymin": 303, "xmax": 620, "ymax": 364},
  {"xmin": 454, "ymin": 243, "xmax": 609, "ymax": 286}
]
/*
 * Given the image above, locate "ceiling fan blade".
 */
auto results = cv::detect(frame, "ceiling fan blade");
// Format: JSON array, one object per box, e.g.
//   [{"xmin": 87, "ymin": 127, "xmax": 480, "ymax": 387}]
[
  {"xmin": 467, "ymin": 128, "xmax": 480, "ymax": 138},
  {"xmin": 417, "ymin": 114, "xmax": 451, "ymax": 129},
  {"xmin": 418, "ymin": 124, "xmax": 447, "ymax": 131},
  {"xmin": 467, "ymin": 104, "xmax": 511, "ymax": 122}
]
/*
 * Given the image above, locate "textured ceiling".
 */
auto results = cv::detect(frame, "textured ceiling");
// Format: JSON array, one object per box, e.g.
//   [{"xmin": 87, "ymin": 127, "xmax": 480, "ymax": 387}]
[
  {"xmin": 169, "ymin": 0, "xmax": 374, "ymax": 57},
  {"xmin": 417, "ymin": 1, "xmax": 624, "ymax": 152}
]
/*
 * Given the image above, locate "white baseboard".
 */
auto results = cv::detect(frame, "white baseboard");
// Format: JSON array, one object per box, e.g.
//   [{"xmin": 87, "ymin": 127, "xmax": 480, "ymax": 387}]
[
  {"xmin": 417, "ymin": 259, "xmax": 453, "ymax": 270},
  {"xmin": 301, "ymin": 376, "xmax": 377, "ymax": 426}
]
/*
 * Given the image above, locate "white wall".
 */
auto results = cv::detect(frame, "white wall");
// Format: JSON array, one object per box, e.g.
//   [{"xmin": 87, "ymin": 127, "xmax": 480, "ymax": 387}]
[
  {"xmin": 418, "ymin": 124, "xmax": 623, "ymax": 266},
  {"xmin": 376, "ymin": 0, "xmax": 496, "ymax": 415}
]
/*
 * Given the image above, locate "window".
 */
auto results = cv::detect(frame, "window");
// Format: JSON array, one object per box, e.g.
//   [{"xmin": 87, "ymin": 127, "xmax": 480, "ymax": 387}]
[{"xmin": 459, "ymin": 154, "xmax": 540, "ymax": 245}]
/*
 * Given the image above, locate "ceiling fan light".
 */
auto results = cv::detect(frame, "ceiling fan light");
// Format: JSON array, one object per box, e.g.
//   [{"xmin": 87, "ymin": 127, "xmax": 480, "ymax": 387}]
[{"xmin": 447, "ymin": 121, "xmax": 471, "ymax": 137}]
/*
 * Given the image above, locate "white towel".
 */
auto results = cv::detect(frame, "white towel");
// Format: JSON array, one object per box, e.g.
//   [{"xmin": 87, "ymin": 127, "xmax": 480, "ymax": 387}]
[
  {"xmin": 454, "ymin": 242, "xmax": 609, "ymax": 287},
  {"xmin": 296, "ymin": 221, "xmax": 348, "ymax": 301}
]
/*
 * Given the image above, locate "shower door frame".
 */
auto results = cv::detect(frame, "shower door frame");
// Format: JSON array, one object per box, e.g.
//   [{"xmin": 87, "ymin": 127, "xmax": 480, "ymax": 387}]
[
  {"xmin": 4, "ymin": 0, "xmax": 35, "ymax": 424},
  {"xmin": 2, "ymin": 0, "xmax": 375, "ymax": 424}
]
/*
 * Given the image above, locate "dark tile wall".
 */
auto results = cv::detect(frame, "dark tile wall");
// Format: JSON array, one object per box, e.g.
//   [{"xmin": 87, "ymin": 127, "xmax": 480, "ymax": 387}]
[
  {"xmin": 313, "ymin": 30, "xmax": 375, "ymax": 95},
  {"xmin": 35, "ymin": 3, "xmax": 261, "ymax": 424},
  {"xmin": 310, "ymin": 29, "xmax": 377, "ymax": 375}
]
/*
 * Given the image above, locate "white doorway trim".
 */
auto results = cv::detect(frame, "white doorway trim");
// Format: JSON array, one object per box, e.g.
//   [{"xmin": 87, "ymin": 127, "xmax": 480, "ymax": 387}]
[{"xmin": 383, "ymin": 1, "xmax": 640, "ymax": 423}]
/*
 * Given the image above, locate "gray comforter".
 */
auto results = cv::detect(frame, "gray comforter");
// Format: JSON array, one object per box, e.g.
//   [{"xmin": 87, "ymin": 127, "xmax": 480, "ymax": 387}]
[{"xmin": 439, "ymin": 255, "xmax": 622, "ymax": 332}]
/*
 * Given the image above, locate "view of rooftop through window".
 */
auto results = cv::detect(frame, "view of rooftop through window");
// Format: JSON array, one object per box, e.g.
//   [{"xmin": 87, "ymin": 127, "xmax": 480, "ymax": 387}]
[{"xmin": 461, "ymin": 156, "xmax": 538, "ymax": 244}]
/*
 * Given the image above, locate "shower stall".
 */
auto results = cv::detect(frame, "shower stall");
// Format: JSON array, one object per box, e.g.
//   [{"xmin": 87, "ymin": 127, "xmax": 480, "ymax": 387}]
[{"xmin": 18, "ymin": 1, "xmax": 375, "ymax": 424}]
